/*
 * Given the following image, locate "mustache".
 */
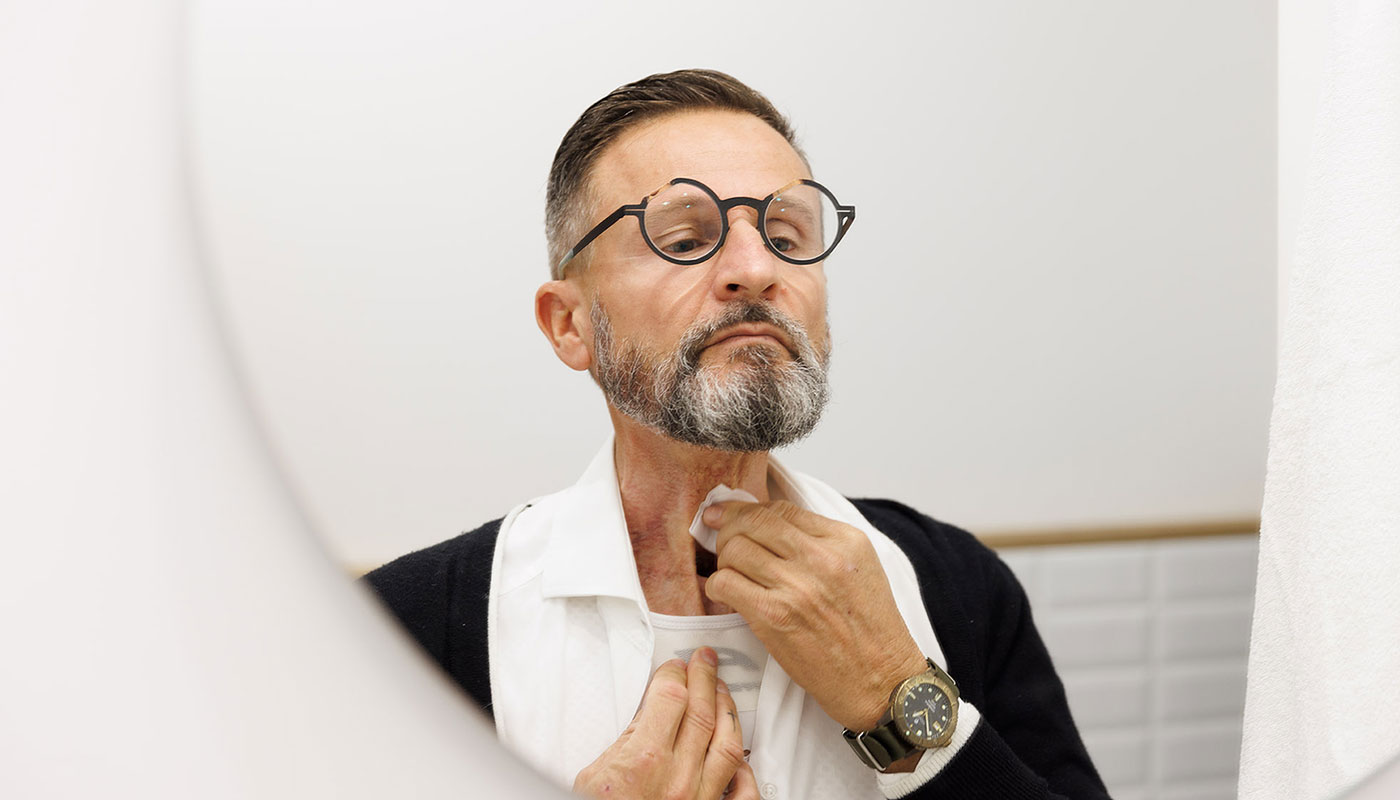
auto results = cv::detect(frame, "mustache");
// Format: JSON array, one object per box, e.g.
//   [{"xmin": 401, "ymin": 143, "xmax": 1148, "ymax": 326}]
[{"xmin": 678, "ymin": 302, "xmax": 809, "ymax": 368}]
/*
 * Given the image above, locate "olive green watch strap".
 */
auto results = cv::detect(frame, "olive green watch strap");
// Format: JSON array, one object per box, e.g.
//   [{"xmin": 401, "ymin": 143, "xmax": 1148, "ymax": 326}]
[{"xmin": 843, "ymin": 711, "xmax": 919, "ymax": 771}]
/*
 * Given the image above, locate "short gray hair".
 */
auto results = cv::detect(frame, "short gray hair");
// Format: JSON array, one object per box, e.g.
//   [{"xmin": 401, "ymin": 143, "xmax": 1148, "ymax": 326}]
[{"xmin": 545, "ymin": 69, "xmax": 804, "ymax": 279}]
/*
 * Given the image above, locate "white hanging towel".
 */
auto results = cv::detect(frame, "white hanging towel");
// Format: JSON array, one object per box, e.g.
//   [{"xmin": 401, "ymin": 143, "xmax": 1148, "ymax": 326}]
[{"xmin": 1239, "ymin": 2, "xmax": 1400, "ymax": 798}]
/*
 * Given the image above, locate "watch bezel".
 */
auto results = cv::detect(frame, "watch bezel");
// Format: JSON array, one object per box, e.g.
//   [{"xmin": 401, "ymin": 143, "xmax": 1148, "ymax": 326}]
[{"xmin": 890, "ymin": 666, "xmax": 958, "ymax": 749}]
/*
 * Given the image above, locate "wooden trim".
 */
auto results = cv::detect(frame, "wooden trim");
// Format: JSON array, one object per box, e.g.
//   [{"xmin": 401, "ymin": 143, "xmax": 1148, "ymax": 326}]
[
  {"xmin": 349, "ymin": 518, "xmax": 1262, "ymax": 573},
  {"xmin": 978, "ymin": 518, "xmax": 1260, "ymax": 549}
]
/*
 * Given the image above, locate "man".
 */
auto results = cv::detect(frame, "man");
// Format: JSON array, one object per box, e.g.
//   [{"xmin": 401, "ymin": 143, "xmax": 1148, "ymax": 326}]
[{"xmin": 366, "ymin": 69, "xmax": 1108, "ymax": 799}]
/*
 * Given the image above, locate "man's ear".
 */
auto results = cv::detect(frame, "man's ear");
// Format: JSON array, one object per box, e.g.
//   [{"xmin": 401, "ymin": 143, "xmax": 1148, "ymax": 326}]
[{"xmin": 535, "ymin": 280, "xmax": 593, "ymax": 372}]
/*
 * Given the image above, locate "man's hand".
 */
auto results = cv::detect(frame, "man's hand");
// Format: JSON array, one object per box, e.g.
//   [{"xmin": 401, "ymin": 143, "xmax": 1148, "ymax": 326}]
[
  {"xmin": 573, "ymin": 648, "xmax": 759, "ymax": 800},
  {"xmin": 702, "ymin": 501, "xmax": 928, "ymax": 733}
]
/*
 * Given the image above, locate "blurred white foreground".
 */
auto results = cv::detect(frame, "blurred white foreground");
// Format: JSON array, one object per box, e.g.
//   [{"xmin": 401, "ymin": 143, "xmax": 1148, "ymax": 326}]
[{"xmin": 0, "ymin": 4, "xmax": 562, "ymax": 797}]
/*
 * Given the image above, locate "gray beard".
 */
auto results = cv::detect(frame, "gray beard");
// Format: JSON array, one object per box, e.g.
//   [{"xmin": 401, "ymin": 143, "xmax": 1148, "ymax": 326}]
[{"xmin": 591, "ymin": 299, "xmax": 831, "ymax": 453}]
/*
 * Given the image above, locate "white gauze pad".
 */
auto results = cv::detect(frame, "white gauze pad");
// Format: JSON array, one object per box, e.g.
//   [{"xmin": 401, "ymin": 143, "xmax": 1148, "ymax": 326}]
[{"xmin": 687, "ymin": 483, "xmax": 759, "ymax": 553}]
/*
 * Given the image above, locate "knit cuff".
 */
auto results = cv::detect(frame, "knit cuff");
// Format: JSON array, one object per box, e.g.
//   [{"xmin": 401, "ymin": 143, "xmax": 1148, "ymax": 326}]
[{"xmin": 875, "ymin": 701, "xmax": 982, "ymax": 799}]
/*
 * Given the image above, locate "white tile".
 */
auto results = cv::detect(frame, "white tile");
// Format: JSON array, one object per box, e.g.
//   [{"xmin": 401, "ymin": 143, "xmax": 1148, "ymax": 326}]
[
  {"xmin": 1081, "ymin": 728, "xmax": 1148, "ymax": 786},
  {"xmin": 1158, "ymin": 602, "xmax": 1254, "ymax": 661},
  {"xmin": 1040, "ymin": 607, "xmax": 1150, "ymax": 668},
  {"xmin": 1106, "ymin": 787, "xmax": 1150, "ymax": 800},
  {"xmin": 1061, "ymin": 667, "xmax": 1150, "ymax": 728},
  {"xmin": 1160, "ymin": 779, "xmax": 1241, "ymax": 800},
  {"xmin": 1158, "ymin": 662, "xmax": 1249, "ymax": 722},
  {"xmin": 1158, "ymin": 536, "xmax": 1260, "ymax": 601},
  {"xmin": 1042, "ymin": 544, "xmax": 1149, "ymax": 607},
  {"xmin": 1158, "ymin": 720, "xmax": 1244, "ymax": 782}
]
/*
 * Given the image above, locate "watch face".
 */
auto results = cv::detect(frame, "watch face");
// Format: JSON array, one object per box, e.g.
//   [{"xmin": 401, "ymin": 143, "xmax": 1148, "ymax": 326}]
[{"xmin": 896, "ymin": 680, "xmax": 955, "ymax": 748}]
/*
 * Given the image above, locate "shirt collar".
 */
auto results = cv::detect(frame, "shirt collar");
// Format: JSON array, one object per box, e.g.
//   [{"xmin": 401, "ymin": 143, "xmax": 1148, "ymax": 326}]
[
  {"xmin": 538, "ymin": 436, "xmax": 808, "ymax": 604},
  {"xmin": 539, "ymin": 436, "xmax": 646, "ymax": 603}
]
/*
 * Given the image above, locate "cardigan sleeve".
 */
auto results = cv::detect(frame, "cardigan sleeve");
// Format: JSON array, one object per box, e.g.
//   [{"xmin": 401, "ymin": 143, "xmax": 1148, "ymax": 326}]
[{"xmin": 851, "ymin": 499, "xmax": 1111, "ymax": 799}]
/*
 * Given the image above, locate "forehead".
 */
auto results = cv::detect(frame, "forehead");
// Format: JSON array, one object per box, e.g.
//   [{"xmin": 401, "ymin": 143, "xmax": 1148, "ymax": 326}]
[{"xmin": 589, "ymin": 109, "xmax": 811, "ymax": 207}]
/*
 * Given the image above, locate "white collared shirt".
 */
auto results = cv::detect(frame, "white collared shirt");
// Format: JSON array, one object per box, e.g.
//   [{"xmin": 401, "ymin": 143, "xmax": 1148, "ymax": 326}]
[{"xmin": 486, "ymin": 438, "xmax": 975, "ymax": 799}]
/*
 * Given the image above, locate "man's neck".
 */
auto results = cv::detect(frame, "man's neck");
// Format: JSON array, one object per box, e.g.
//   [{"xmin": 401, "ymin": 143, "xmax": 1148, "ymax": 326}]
[{"xmin": 610, "ymin": 409, "xmax": 770, "ymax": 616}]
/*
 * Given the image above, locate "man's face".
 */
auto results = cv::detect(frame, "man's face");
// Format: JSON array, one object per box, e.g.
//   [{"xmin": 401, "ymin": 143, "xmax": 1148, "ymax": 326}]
[{"xmin": 578, "ymin": 109, "xmax": 833, "ymax": 451}]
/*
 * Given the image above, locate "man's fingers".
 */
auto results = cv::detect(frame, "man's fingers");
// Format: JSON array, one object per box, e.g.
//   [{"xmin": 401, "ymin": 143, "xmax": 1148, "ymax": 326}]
[
  {"xmin": 703, "ymin": 566, "xmax": 765, "ymax": 618},
  {"xmin": 707, "ymin": 501, "xmax": 810, "ymax": 559},
  {"xmin": 724, "ymin": 760, "xmax": 762, "ymax": 800},
  {"xmin": 701, "ymin": 500, "xmax": 746, "ymax": 530},
  {"xmin": 714, "ymin": 534, "xmax": 783, "ymax": 588},
  {"xmin": 672, "ymin": 647, "xmax": 720, "ymax": 767},
  {"xmin": 698, "ymin": 679, "xmax": 748, "ymax": 800},
  {"xmin": 628, "ymin": 658, "xmax": 691, "ymax": 745}
]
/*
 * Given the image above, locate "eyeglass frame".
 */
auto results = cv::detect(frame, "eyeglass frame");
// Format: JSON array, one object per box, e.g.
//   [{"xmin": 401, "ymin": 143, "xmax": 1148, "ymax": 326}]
[{"xmin": 556, "ymin": 177, "xmax": 856, "ymax": 275}]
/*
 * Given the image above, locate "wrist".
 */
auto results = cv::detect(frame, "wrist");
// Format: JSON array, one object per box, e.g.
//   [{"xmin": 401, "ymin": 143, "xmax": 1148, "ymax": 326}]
[{"xmin": 847, "ymin": 648, "xmax": 930, "ymax": 731}]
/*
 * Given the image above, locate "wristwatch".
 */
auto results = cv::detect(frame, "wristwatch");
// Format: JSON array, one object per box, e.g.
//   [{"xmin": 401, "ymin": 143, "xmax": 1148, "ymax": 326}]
[{"xmin": 842, "ymin": 658, "xmax": 960, "ymax": 771}]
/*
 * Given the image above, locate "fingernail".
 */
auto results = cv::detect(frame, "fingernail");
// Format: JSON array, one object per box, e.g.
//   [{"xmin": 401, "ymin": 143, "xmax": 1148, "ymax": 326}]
[
  {"xmin": 716, "ymin": 678, "xmax": 730, "ymax": 694},
  {"xmin": 703, "ymin": 506, "xmax": 722, "ymax": 525},
  {"xmin": 699, "ymin": 647, "xmax": 718, "ymax": 667}
]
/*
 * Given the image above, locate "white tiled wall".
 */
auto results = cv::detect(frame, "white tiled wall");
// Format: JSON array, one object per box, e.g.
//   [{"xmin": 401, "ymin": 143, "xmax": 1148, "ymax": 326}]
[{"xmin": 996, "ymin": 533, "xmax": 1259, "ymax": 800}]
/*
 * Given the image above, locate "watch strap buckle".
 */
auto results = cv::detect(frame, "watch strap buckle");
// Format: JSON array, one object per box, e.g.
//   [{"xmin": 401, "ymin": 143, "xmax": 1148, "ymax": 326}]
[{"xmin": 842, "ymin": 723, "xmax": 910, "ymax": 772}]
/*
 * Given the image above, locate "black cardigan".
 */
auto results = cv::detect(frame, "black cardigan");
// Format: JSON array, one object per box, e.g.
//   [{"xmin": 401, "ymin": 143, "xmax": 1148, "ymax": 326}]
[{"xmin": 365, "ymin": 498, "xmax": 1110, "ymax": 799}]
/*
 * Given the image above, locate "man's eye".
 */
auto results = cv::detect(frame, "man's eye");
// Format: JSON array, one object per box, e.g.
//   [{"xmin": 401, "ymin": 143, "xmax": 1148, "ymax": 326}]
[
  {"xmin": 654, "ymin": 225, "xmax": 717, "ymax": 256},
  {"xmin": 765, "ymin": 220, "xmax": 809, "ymax": 255},
  {"xmin": 664, "ymin": 238, "xmax": 703, "ymax": 254}
]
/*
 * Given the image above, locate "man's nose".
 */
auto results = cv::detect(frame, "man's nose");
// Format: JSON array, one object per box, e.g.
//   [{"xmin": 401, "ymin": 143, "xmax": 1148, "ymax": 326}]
[{"xmin": 711, "ymin": 213, "xmax": 781, "ymax": 300}]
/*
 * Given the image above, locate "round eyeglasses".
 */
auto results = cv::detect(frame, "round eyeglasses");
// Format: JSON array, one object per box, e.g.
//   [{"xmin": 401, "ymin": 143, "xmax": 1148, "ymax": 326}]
[{"xmin": 557, "ymin": 178, "xmax": 856, "ymax": 274}]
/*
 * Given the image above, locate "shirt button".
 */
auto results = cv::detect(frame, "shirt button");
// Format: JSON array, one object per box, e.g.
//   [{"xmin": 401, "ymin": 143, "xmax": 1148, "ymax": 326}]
[{"xmin": 759, "ymin": 782, "xmax": 778, "ymax": 799}]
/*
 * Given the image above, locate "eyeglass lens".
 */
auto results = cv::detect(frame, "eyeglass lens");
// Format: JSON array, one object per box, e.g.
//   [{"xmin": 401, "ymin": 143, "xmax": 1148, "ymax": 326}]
[{"xmin": 641, "ymin": 182, "xmax": 841, "ymax": 263}]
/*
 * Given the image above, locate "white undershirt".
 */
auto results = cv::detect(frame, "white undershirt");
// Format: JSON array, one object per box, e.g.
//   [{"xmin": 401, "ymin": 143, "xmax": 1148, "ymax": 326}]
[{"xmin": 649, "ymin": 611, "xmax": 768, "ymax": 750}]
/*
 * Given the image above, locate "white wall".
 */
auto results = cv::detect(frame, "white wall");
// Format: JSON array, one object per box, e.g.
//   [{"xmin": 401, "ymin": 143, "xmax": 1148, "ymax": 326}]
[{"xmin": 189, "ymin": 0, "xmax": 1277, "ymax": 566}]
